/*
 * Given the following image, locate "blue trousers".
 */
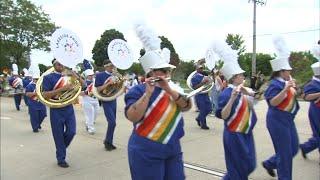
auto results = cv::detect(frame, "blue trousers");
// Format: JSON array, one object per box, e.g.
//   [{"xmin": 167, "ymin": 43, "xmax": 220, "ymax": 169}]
[
  {"xmin": 13, "ymin": 94, "xmax": 22, "ymax": 110},
  {"xmin": 23, "ymin": 95, "xmax": 29, "ymax": 106},
  {"xmin": 223, "ymin": 130, "xmax": 256, "ymax": 180},
  {"xmin": 195, "ymin": 94, "xmax": 211, "ymax": 127},
  {"xmin": 29, "ymin": 108, "xmax": 46, "ymax": 131},
  {"xmin": 300, "ymin": 104, "xmax": 320, "ymax": 154},
  {"xmin": 50, "ymin": 106, "xmax": 76, "ymax": 163},
  {"xmin": 263, "ymin": 110, "xmax": 299, "ymax": 180},
  {"xmin": 102, "ymin": 100, "xmax": 116, "ymax": 144},
  {"xmin": 128, "ymin": 133, "xmax": 185, "ymax": 180}
]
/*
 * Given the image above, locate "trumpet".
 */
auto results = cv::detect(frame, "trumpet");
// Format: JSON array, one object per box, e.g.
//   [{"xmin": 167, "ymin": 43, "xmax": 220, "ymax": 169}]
[{"xmin": 149, "ymin": 77, "xmax": 171, "ymax": 83}]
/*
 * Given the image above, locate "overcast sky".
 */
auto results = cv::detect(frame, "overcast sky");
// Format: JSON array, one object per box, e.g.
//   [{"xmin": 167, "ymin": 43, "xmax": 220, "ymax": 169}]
[{"xmin": 30, "ymin": 0, "xmax": 320, "ymax": 66}]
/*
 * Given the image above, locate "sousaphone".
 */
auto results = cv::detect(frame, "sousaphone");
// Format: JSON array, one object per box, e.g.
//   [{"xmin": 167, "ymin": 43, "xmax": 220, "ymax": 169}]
[
  {"xmin": 36, "ymin": 28, "xmax": 83, "ymax": 108},
  {"xmin": 92, "ymin": 39, "xmax": 134, "ymax": 101}
]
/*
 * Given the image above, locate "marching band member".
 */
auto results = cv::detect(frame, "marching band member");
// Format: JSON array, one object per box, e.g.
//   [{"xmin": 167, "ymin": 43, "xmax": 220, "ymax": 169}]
[
  {"xmin": 124, "ymin": 23, "xmax": 191, "ymax": 180},
  {"xmin": 22, "ymin": 68, "xmax": 32, "ymax": 107},
  {"xmin": 299, "ymin": 47, "xmax": 320, "ymax": 160},
  {"xmin": 8, "ymin": 64, "xmax": 23, "ymax": 111},
  {"xmin": 25, "ymin": 63, "xmax": 47, "ymax": 133},
  {"xmin": 214, "ymin": 42, "xmax": 257, "ymax": 180},
  {"xmin": 94, "ymin": 60, "xmax": 118, "ymax": 151},
  {"xmin": 191, "ymin": 62, "xmax": 212, "ymax": 129},
  {"xmin": 81, "ymin": 59, "xmax": 99, "ymax": 135},
  {"xmin": 262, "ymin": 37, "xmax": 299, "ymax": 179},
  {"xmin": 42, "ymin": 59, "xmax": 83, "ymax": 168}
]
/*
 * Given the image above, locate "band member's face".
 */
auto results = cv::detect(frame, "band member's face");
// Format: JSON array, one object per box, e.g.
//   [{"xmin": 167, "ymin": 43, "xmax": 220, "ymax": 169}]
[
  {"xmin": 233, "ymin": 73, "xmax": 245, "ymax": 85},
  {"xmin": 54, "ymin": 62, "xmax": 64, "ymax": 72},
  {"xmin": 105, "ymin": 65, "xmax": 114, "ymax": 73},
  {"xmin": 197, "ymin": 67, "xmax": 203, "ymax": 72},
  {"xmin": 87, "ymin": 75, "xmax": 94, "ymax": 80},
  {"xmin": 280, "ymin": 70, "xmax": 291, "ymax": 80}
]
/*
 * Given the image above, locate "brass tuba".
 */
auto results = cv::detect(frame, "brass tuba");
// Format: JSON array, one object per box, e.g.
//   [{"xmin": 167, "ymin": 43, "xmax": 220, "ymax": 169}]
[
  {"xmin": 92, "ymin": 70, "xmax": 125, "ymax": 101},
  {"xmin": 36, "ymin": 67, "xmax": 82, "ymax": 108}
]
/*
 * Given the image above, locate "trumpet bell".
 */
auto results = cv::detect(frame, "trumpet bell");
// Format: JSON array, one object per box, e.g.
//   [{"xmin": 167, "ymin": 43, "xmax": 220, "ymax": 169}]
[
  {"xmin": 36, "ymin": 67, "xmax": 82, "ymax": 108},
  {"xmin": 92, "ymin": 71, "xmax": 125, "ymax": 101},
  {"xmin": 186, "ymin": 71, "xmax": 214, "ymax": 94}
]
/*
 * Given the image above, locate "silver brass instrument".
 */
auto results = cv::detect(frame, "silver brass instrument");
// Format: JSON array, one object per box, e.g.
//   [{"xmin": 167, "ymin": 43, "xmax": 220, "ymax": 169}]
[{"xmin": 186, "ymin": 71, "xmax": 214, "ymax": 94}]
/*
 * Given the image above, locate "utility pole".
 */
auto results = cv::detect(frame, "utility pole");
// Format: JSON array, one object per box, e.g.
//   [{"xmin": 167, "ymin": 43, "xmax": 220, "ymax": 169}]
[{"xmin": 249, "ymin": 0, "xmax": 266, "ymax": 77}]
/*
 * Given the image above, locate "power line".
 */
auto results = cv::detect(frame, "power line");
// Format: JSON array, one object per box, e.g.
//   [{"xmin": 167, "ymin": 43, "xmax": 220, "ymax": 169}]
[{"xmin": 243, "ymin": 28, "xmax": 320, "ymax": 38}]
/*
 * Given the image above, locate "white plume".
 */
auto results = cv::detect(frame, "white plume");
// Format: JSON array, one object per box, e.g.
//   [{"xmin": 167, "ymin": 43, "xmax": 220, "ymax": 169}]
[
  {"xmin": 134, "ymin": 22, "xmax": 161, "ymax": 51},
  {"xmin": 273, "ymin": 36, "xmax": 290, "ymax": 58},
  {"xmin": 211, "ymin": 40, "xmax": 238, "ymax": 65},
  {"xmin": 12, "ymin": 64, "xmax": 18, "ymax": 71},
  {"xmin": 161, "ymin": 48, "xmax": 171, "ymax": 63},
  {"xmin": 311, "ymin": 44, "xmax": 320, "ymax": 61}
]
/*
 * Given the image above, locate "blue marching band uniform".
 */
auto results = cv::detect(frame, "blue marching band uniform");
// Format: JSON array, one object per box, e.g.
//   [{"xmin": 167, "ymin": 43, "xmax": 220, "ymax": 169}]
[
  {"xmin": 95, "ymin": 70, "xmax": 117, "ymax": 148},
  {"xmin": 8, "ymin": 75, "xmax": 23, "ymax": 111},
  {"xmin": 22, "ymin": 75, "xmax": 32, "ymax": 107},
  {"xmin": 42, "ymin": 72, "xmax": 76, "ymax": 166},
  {"xmin": 25, "ymin": 81, "xmax": 47, "ymax": 132},
  {"xmin": 125, "ymin": 85, "xmax": 185, "ymax": 180},
  {"xmin": 300, "ymin": 77, "xmax": 320, "ymax": 158},
  {"xmin": 191, "ymin": 72, "xmax": 211, "ymax": 129},
  {"xmin": 216, "ymin": 85, "xmax": 257, "ymax": 180},
  {"xmin": 262, "ymin": 78, "xmax": 300, "ymax": 180}
]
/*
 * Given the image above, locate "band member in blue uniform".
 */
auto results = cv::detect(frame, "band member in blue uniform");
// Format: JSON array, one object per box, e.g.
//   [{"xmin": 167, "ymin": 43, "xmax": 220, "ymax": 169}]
[
  {"xmin": 94, "ymin": 61, "xmax": 118, "ymax": 151},
  {"xmin": 42, "ymin": 59, "xmax": 83, "ymax": 168},
  {"xmin": 191, "ymin": 63, "xmax": 212, "ymax": 129},
  {"xmin": 22, "ymin": 68, "xmax": 32, "ymax": 107},
  {"xmin": 300, "ymin": 62, "xmax": 320, "ymax": 160},
  {"xmin": 214, "ymin": 52, "xmax": 257, "ymax": 180},
  {"xmin": 81, "ymin": 59, "xmax": 99, "ymax": 135},
  {"xmin": 8, "ymin": 64, "xmax": 23, "ymax": 111},
  {"xmin": 262, "ymin": 47, "xmax": 299, "ymax": 179},
  {"xmin": 25, "ymin": 65, "xmax": 46, "ymax": 133},
  {"xmin": 125, "ymin": 47, "xmax": 191, "ymax": 180}
]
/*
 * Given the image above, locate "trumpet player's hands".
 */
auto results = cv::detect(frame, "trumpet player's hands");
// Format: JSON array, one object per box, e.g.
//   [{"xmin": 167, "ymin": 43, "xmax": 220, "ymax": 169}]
[
  {"xmin": 231, "ymin": 88, "xmax": 239, "ymax": 100},
  {"xmin": 285, "ymin": 80, "xmax": 295, "ymax": 90},
  {"xmin": 156, "ymin": 76, "xmax": 171, "ymax": 93},
  {"xmin": 202, "ymin": 76, "xmax": 210, "ymax": 84}
]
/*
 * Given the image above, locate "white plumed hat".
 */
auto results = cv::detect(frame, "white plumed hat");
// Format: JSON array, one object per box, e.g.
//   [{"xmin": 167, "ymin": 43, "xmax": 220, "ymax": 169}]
[
  {"xmin": 134, "ymin": 22, "xmax": 175, "ymax": 74},
  {"xmin": 211, "ymin": 40, "xmax": 244, "ymax": 80},
  {"xmin": 311, "ymin": 43, "xmax": 320, "ymax": 75},
  {"xmin": 270, "ymin": 36, "xmax": 292, "ymax": 71}
]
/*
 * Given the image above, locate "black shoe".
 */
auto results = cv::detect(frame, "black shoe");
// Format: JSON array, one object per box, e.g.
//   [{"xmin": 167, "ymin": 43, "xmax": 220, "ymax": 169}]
[
  {"xmin": 200, "ymin": 126, "xmax": 210, "ymax": 130},
  {"xmin": 195, "ymin": 119, "xmax": 200, "ymax": 127},
  {"xmin": 300, "ymin": 146, "xmax": 307, "ymax": 159},
  {"xmin": 262, "ymin": 162, "xmax": 276, "ymax": 177},
  {"xmin": 104, "ymin": 142, "xmax": 115, "ymax": 151},
  {"xmin": 38, "ymin": 125, "xmax": 42, "ymax": 129},
  {"xmin": 57, "ymin": 161, "xmax": 69, "ymax": 168},
  {"xmin": 33, "ymin": 129, "xmax": 39, "ymax": 133}
]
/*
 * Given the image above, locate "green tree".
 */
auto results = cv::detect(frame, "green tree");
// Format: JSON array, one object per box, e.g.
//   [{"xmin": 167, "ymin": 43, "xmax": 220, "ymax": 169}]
[
  {"xmin": 226, "ymin": 34, "xmax": 246, "ymax": 55},
  {"xmin": 0, "ymin": 0, "xmax": 56, "ymax": 69},
  {"xmin": 238, "ymin": 53, "xmax": 273, "ymax": 76},
  {"xmin": 92, "ymin": 29, "xmax": 125, "ymax": 67},
  {"xmin": 38, "ymin": 63, "xmax": 49, "ymax": 74},
  {"xmin": 159, "ymin": 36, "xmax": 180, "ymax": 66},
  {"xmin": 289, "ymin": 51, "xmax": 317, "ymax": 86},
  {"xmin": 118, "ymin": 62, "xmax": 144, "ymax": 75}
]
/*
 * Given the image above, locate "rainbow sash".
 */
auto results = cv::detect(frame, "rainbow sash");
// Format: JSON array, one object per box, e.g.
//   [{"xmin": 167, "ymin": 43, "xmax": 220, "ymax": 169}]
[
  {"xmin": 12, "ymin": 78, "xmax": 22, "ymax": 88},
  {"xmin": 135, "ymin": 90, "xmax": 182, "ymax": 144},
  {"xmin": 52, "ymin": 77, "xmax": 68, "ymax": 99},
  {"xmin": 30, "ymin": 89, "xmax": 38, "ymax": 101},
  {"xmin": 226, "ymin": 95, "xmax": 253, "ymax": 134},
  {"xmin": 277, "ymin": 87, "xmax": 298, "ymax": 114}
]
